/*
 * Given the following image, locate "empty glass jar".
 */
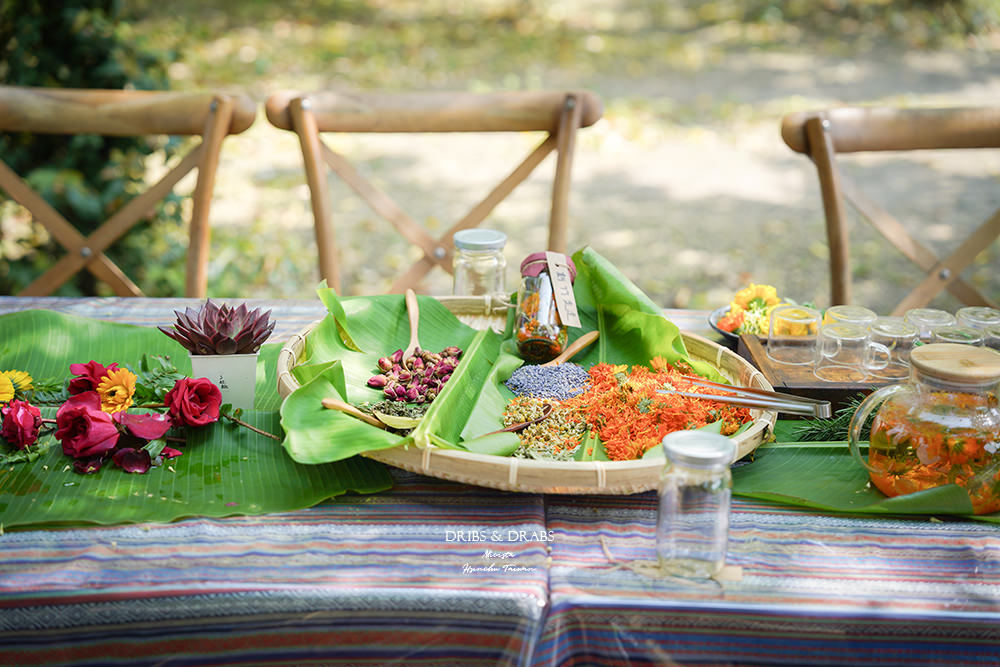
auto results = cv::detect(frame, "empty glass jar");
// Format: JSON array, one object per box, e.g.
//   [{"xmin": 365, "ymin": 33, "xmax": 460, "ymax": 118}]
[
  {"xmin": 656, "ymin": 431, "xmax": 736, "ymax": 578},
  {"xmin": 452, "ymin": 229, "xmax": 507, "ymax": 299}
]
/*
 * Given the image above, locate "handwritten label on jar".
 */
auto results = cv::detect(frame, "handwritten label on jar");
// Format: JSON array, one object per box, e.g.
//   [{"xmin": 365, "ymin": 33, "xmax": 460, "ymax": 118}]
[{"xmin": 545, "ymin": 251, "xmax": 581, "ymax": 328}]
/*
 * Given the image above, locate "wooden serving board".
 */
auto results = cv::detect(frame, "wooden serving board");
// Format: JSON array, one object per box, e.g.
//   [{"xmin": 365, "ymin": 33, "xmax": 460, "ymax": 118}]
[{"xmin": 737, "ymin": 334, "xmax": 889, "ymax": 415}]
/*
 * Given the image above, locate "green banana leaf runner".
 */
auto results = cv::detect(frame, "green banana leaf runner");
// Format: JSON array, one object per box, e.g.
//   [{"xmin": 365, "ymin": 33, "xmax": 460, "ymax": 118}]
[
  {"xmin": 0, "ymin": 310, "xmax": 392, "ymax": 530},
  {"xmin": 733, "ymin": 438, "xmax": 1000, "ymax": 524}
]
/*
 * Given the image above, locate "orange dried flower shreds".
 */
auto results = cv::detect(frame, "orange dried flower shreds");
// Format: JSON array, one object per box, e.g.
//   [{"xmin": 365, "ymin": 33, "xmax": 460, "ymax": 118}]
[{"xmin": 564, "ymin": 357, "xmax": 752, "ymax": 461}]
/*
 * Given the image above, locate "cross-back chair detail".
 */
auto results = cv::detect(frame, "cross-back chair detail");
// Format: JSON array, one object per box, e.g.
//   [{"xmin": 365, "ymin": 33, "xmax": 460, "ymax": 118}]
[
  {"xmin": 782, "ymin": 106, "xmax": 1000, "ymax": 315},
  {"xmin": 265, "ymin": 90, "xmax": 603, "ymax": 294},
  {"xmin": 0, "ymin": 86, "xmax": 256, "ymax": 297}
]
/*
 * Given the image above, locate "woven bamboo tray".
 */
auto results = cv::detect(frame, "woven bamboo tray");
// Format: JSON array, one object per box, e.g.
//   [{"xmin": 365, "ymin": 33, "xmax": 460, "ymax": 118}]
[{"xmin": 277, "ymin": 296, "xmax": 777, "ymax": 494}]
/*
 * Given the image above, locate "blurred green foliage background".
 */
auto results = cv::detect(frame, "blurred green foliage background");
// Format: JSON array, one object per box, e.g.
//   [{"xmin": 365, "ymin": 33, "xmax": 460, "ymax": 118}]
[{"xmin": 1, "ymin": 0, "xmax": 998, "ymax": 304}]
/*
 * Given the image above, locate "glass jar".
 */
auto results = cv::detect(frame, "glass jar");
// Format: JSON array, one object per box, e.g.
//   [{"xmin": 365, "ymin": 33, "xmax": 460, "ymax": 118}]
[
  {"xmin": 656, "ymin": 431, "xmax": 736, "ymax": 578},
  {"xmin": 823, "ymin": 304, "xmax": 877, "ymax": 328},
  {"xmin": 514, "ymin": 252, "xmax": 576, "ymax": 363},
  {"xmin": 849, "ymin": 343, "xmax": 1000, "ymax": 514},
  {"xmin": 931, "ymin": 325, "xmax": 984, "ymax": 346},
  {"xmin": 452, "ymin": 229, "xmax": 507, "ymax": 298},
  {"xmin": 903, "ymin": 308, "xmax": 956, "ymax": 343},
  {"xmin": 956, "ymin": 306, "xmax": 1000, "ymax": 332}
]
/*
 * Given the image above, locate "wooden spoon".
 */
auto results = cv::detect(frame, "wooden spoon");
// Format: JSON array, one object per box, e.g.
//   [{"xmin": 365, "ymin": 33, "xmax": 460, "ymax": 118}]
[
  {"xmin": 401, "ymin": 288, "xmax": 421, "ymax": 361},
  {"xmin": 484, "ymin": 403, "xmax": 554, "ymax": 436},
  {"xmin": 321, "ymin": 397, "xmax": 388, "ymax": 429},
  {"xmin": 540, "ymin": 330, "xmax": 599, "ymax": 367}
]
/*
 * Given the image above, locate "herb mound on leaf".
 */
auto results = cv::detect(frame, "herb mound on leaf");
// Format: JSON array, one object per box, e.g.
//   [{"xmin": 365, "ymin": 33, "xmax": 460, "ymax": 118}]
[{"xmin": 159, "ymin": 300, "xmax": 275, "ymax": 355}]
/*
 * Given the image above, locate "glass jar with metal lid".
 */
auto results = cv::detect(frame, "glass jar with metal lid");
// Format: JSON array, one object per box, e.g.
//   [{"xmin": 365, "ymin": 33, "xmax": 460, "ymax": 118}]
[
  {"xmin": 656, "ymin": 430, "xmax": 736, "ymax": 577},
  {"xmin": 452, "ymin": 229, "xmax": 507, "ymax": 299}
]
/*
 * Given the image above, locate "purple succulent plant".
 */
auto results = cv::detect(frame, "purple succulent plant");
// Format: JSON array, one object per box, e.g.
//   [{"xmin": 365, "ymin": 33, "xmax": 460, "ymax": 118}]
[{"xmin": 158, "ymin": 300, "xmax": 275, "ymax": 355}]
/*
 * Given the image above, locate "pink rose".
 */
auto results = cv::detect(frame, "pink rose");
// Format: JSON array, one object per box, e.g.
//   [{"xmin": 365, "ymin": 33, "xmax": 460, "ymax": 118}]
[
  {"xmin": 164, "ymin": 378, "xmax": 221, "ymax": 427},
  {"xmin": 55, "ymin": 392, "xmax": 120, "ymax": 458},
  {"xmin": 1, "ymin": 400, "xmax": 42, "ymax": 449},
  {"xmin": 68, "ymin": 361, "xmax": 119, "ymax": 395}
]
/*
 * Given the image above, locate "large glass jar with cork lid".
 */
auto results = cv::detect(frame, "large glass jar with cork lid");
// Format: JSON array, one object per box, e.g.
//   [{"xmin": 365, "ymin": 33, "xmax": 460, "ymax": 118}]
[{"xmin": 849, "ymin": 343, "xmax": 1000, "ymax": 514}]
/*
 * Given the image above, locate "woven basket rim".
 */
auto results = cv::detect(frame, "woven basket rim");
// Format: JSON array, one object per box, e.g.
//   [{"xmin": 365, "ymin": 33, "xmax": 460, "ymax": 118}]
[{"xmin": 276, "ymin": 297, "xmax": 776, "ymax": 494}]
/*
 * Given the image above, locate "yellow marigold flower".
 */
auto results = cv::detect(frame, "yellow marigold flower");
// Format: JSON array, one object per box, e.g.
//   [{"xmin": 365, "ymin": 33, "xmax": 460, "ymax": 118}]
[
  {"xmin": 733, "ymin": 283, "xmax": 780, "ymax": 312},
  {"xmin": 97, "ymin": 367, "xmax": 137, "ymax": 414},
  {"xmin": 1, "ymin": 369, "xmax": 33, "ymax": 393},
  {"xmin": 0, "ymin": 374, "xmax": 13, "ymax": 404}
]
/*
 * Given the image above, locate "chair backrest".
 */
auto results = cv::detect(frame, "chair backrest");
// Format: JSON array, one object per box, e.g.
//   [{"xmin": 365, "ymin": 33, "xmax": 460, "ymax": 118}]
[
  {"xmin": 264, "ymin": 89, "xmax": 602, "ymax": 294},
  {"xmin": 781, "ymin": 106, "xmax": 1000, "ymax": 315},
  {"xmin": 0, "ymin": 85, "xmax": 256, "ymax": 297}
]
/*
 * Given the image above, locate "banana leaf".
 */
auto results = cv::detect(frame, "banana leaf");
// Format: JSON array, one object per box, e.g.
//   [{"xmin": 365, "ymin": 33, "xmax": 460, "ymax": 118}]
[
  {"xmin": 457, "ymin": 247, "xmax": 732, "ymax": 448},
  {"xmin": 732, "ymin": 440, "xmax": 1000, "ymax": 523},
  {"xmin": 0, "ymin": 310, "xmax": 392, "ymax": 530},
  {"xmin": 279, "ymin": 288, "xmax": 496, "ymax": 463},
  {"xmin": 282, "ymin": 248, "xmax": 741, "ymax": 465}
]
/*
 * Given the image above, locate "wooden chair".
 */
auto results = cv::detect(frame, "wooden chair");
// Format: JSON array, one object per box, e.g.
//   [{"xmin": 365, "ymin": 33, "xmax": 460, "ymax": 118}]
[
  {"xmin": 264, "ymin": 90, "xmax": 603, "ymax": 294},
  {"xmin": 782, "ymin": 106, "xmax": 1000, "ymax": 315},
  {"xmin": 0, "ymin": 86, "xmax": 256, "ymax": 297}
]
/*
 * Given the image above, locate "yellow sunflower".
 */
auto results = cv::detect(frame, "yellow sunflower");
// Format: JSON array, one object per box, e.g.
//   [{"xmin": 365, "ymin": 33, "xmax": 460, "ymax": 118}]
[
  {"xmin": 1, "ymin": 369, "xmax": 33, "ymax": 394},
  {"xmin": 0, "ymin": 374, "xmax": 13, "ymax": 404},
  {"xmin": 732, "ymin": 283, "xmax": 781, "ymax": 312},
  {"xmin": 97, "ymin": 367, "xmax": 137, "ymax": 413}
]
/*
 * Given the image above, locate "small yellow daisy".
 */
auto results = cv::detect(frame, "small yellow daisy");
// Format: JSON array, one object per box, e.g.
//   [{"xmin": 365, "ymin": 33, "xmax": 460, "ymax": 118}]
[
  {"xmin": 732, "ymin": 283, "xmax": 781, "ymax": 312},
  {"xmin": 97, "ymin": 367, "xmax": 138, "ymax": 414},
  {"xmin": 1, "ymin": 370, "xmax": 33, "ymax": 393},
  {"xmin": 0, "ymin": 374, "xmax": 13, "ymax": 404}
]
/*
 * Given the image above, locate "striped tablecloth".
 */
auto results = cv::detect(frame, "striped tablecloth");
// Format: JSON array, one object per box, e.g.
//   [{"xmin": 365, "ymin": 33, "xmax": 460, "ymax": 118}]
[
  {"xmin": 0, "ymin": 297, "xmax": 553, "ymax": 666},
  {"xmin": 8, "ymin": 298, "xmax": 997, "ymax": 665},
  {"xmin": 535, "ymin": 493, "xmax": 1000, "ymax": 666}
]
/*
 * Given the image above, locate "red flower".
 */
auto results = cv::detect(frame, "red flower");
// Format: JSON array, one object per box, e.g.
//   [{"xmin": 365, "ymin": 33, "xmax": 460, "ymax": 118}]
[
  {"xmin": 1, "ymin": 399, "xmax": 42, "ymax": 449},
  {"xmin": 164, "ymin": 377, "xmax": 221, "ymax": 427},
  {"xmin": 115, "ymin": 412, "xmax": 172, "ymax": 440},
  {"xmin": 112, "ymin": 448, "xmax": 152, "ymax": 474},
  {"xmin": 55, "ymin": 392, "xmax": 119, "ymax": 458},
  {"xmin": 68, "ymin": 361, "xmax": 119, "ymax": 395}
]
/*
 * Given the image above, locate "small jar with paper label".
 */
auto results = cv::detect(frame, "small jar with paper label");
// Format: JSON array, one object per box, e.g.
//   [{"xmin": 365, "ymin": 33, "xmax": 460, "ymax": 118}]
[{"xmin": 515, "ymin": 252, "xmax": 579, "ymax": 363}]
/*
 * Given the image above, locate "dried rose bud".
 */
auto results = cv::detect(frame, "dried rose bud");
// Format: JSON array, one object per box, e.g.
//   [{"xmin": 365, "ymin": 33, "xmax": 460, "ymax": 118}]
[
  {"xmin": 435, "ymin": 359, "xmax": 457, "ymax": 376},
  {"xmin": 442, "ymin": 346, "xmax": 462, "ymax": 358},
  {"xmin": 396, "ymin": 370, "xmax": 412, "ymax": 382},
  {"xmin": 390, "ymin": 349, "xmax": 404, "ymax": 364},
  {"xmin": 377, "ymin": 357, "xmax": 393, "ymax": 372},
  {"xmin": 440, "ymin": 374, "xmax": 451, "ymax": 384},
  {"xmin": 367, "ymin": 374, "xmax": 389, "ymax": 389}
]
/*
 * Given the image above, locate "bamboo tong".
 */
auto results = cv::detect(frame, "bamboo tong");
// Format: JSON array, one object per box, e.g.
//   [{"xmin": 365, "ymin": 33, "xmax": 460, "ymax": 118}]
[{"xmin": 658, "ymin": 376, "xmax": 832, "ymax": 418}]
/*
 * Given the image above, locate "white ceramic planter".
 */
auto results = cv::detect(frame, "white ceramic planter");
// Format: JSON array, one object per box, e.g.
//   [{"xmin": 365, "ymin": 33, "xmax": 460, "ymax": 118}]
[{"xmin": 189, "ymin": 353, "xmax": 258, "ymax": 410}]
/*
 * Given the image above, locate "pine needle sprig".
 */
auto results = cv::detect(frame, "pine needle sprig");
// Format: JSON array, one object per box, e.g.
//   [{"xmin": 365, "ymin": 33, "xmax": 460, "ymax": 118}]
[{"xmin": 791, "ymin": 392, "xmax": 875, "ymax": 442}]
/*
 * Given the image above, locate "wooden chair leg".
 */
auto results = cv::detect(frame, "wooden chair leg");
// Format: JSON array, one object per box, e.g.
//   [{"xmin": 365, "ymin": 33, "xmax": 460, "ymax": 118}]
[
  {"xmin": 806, "ymin": 117, "xmax": 852, "ymax": 306},
  {"xmin": 293, "ymin": 98, "xmax": 342, "ymax": 294},
  {"xmin": 186, "ymin": 95, "xmax": 234, "ymax": 298},
  {"xmin": 549, "ymin": 93, "xmax": 582, "ymax": 254}
]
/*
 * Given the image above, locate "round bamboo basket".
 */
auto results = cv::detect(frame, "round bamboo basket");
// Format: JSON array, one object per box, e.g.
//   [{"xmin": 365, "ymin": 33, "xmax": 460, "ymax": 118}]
[{"xmin": 277, "ymin": 296, "xmax": 776, "ymax": 495}]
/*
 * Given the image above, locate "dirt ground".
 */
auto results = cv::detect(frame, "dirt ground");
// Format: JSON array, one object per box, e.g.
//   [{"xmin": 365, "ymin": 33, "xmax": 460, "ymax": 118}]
[{"xmin": 205, "ymin": 45, "xmax": 1000, "ymax": 314}]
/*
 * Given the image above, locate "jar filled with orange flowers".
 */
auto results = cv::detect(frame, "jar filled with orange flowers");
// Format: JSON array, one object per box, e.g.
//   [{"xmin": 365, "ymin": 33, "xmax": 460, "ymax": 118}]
[{"xmin": 514, "ymin": 252, "xmax": 577, "ymax": 363}]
